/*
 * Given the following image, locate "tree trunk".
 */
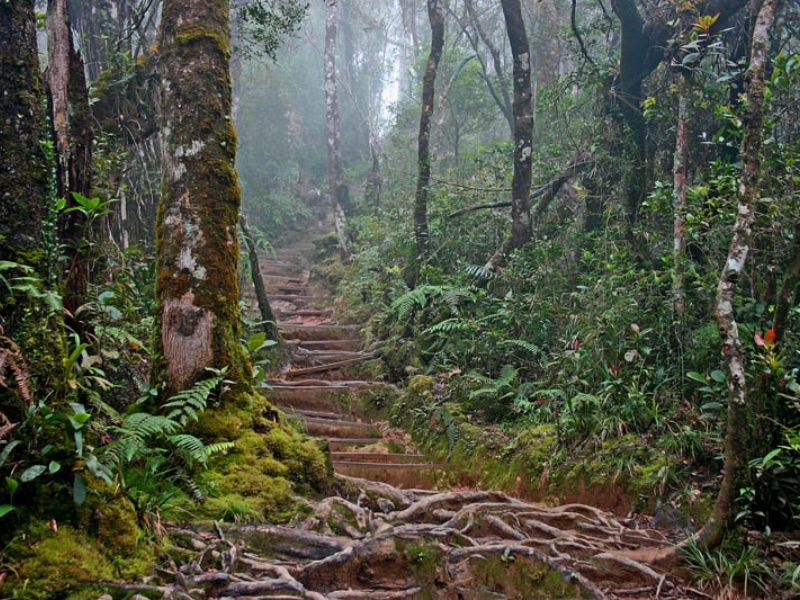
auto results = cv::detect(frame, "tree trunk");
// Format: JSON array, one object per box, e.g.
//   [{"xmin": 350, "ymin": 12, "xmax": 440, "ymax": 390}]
[
  {"xmin": 672, "ymin": 83, "xmax": 689, "ymax": 319},
  {"xmin": 500, "ymin": 0, "xmax": 533, "ymax": 250},
  {"xmin": 411, "ymin": 0, "xmax": 444, "ymax": 283},
  {"xmin": 0, "ymin": 0, "xmax": 48, "ymax": 268},
  {"xmin": 46, "ymin": 0, "xmax": 94, "ymax": 324},
  {"xmin": 607, "ymin": 0, "xmax": 749, "ymax": 225},
  {"xmin": 324, "ymin": 0, "xmax": 351, "ymax": 258},
  {"xmin": 155, "ymin": 0, "xmax": 252, "ymax": 403},
  {"xmin": 688, "ymin": 0, "xmax": 781, "ymax": 552},
  {"xmin": 239, "ymin": 214, "xmax": 281, "ymax": 344}
]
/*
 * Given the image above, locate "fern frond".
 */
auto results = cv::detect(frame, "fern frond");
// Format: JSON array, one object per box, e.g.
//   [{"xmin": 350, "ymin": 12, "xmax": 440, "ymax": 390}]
[
  {"xmin": 424, "ymin": 318, "xmax": 475, "ymax": 334},
  {"xmin": 501, "ymin": 339, "xmax": 542, "ymax": 357},
  {"xmin": 163, "ymin": 372, "xmax": 226, "ymax": 426},
  {"xmin": 169, "ymin": 434, "xmax": 209, "ymax": 467},
  {"xmin": 205, "ymin": 441, "xmax": 235, "ymax": 457},
  {"xmin": 464, "ymin": 264, "xmax": 497, "ymax": 279}
]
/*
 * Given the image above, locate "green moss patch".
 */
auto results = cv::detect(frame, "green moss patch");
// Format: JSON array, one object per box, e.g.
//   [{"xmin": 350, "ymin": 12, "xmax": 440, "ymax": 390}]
[{"xmin": 1, "ymin": 524, "xmax": 119, "ymax": 600}]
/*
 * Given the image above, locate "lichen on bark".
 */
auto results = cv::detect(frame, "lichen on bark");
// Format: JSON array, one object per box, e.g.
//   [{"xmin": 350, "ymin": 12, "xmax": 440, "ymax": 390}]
[
  {"xmin": 0, "ymin": 0, "xmax": 48, "ymax": 267},
  {"xmin": 154, "ymin": 0, "xmax": 252, "ymax": 408}
]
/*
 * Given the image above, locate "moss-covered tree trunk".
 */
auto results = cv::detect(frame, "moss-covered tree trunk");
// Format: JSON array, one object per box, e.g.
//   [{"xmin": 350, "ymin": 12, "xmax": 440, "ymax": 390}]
[
  {"xmin": 500, "ymin": 0, "xmax": 533, "ymax": 250},
  {"xmin": 411, "ymin": 0, "xmax": 443, "ymax": 283},
  {"xmin": 0, "ymin": 0, "xmax": 48, "ymax": 269},
  {"xmin": 324, "ymin": 0, "xmax": 351, "ymax": 258},
  {"xmin": 46, "ymin": 0, "xmax": 94, "ymax": 323},
  {"xmin": 154, "ymin": 0, "xmax": 252, "ymax": 402}
]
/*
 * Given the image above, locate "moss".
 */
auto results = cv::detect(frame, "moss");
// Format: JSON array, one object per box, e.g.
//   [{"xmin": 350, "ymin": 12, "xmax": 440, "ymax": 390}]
[
  {"xmin": 356, "ymin": 384, "xmax": 402, "ymax": 420},
  {"xmin": 176, "ymin": 25, "xmax": 227, "ymax": 53},
  {"xmin": 0, "ymin": 524, "xmax": 117, "ymax": 600},
  {"xmin": 394, "ymin": 539, "xmax": 445, "ymax": 584},
  {"xmin": 194, "ymin": 427, "xmax": 331, "ymax": 522},
  {"xmin": 469, "ymin": 552, "xmax": 594, "ymax": 599}
]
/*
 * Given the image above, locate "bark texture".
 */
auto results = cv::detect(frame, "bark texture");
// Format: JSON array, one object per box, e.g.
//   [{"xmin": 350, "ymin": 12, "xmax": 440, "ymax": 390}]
[
  {"xmin": 0, "ymin": 0, "xmax": 48, "ymax": 265},
  {"xmin": 155, "ymin": 0, "xmax": 250, "ymax": 400},
  {"xmin": 324, "ymin": 0, "xmax": 351, "ymax": 257},
  {"xmin": 500, "ymin": 0, "xmax": 533, "ymax": 249},
  {"xmin": 47, "ymin": 0, "xmax": 94, "ymax": 320},
  {"xmin": 411, "ymin": 0, "xmax": 444, "ymax": 277},
  {"xmin": 672, "ymin": 86, "xmax": 689, "ymax": 318}
]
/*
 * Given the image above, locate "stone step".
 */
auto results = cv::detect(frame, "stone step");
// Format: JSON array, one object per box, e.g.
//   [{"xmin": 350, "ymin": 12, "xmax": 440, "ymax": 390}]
[
  {"xmin": 299, "ymin": 416, "xmax": 380, "ymax": 439},
  {"xmin": 267, "ymin": 284, "xmax": 307, "ymax": 294},
  {"xmin": 332, "ymin": 463, "xmax": 442, "ymax": 489},
  {"xmin": 278, "ymin": 407, "xmax": 348, "ymax": 421},
  {"xmin": 266, "ymin": 294, "xmax": 322, "ymax": 302},
  {"xmin": 280, "ymin": 309, "xmax": 332, "ymax": 318},
  {"xmin": 328, "ymin": 438, "xmax": 388, "ymax": 451},
  {"xmin": 268, "ymin": 386, "xmax": 354, "ymax": 414},
  {"xmin": 286, "ymin": 339, "xmax": 363, "ymax": 352},
  {"xmin": 330, "ymin": 452, "xmax": 426, "ymax": 464},
  {"xmin": 290, "ymin": 350, "xmax": 366, "ymax": 367},
  {"xmin": 261, "ymin": 274, "xmax": 306, "ymax": 284},
  {"xmin": 277, "ymin": 323, "xmax": 362, "ymax": 341}
]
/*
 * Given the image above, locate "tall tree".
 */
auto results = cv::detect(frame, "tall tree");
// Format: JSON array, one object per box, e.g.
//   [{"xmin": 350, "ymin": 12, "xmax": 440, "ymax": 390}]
[
  {"xmin": 154, "ymin": 0, "xmax": 251, "ymax": 401},
  {"xmin": 500, "ymin": 0, "xmax": 533, "ymax": 250},
  {"xmin": 0, "ymin": 0, "xmax": 48, "ymax": 269},
  {"xmin": 411, "ymin": 0, "xmax": 444, "ymax": 280},
  {"xmin": 47, "ymin": 0, "xmax": 94, "ymax": 323},
  {"xmin": 651, "ymin": 0, "xmax": 783, "ymax": 556},
  {"xmin": 324, "ymin": 0, "xmax": 351, "ymax": 257},
  {"xmin": 607, "ymin": 0, "xmax": 749, "ymax": 224}
]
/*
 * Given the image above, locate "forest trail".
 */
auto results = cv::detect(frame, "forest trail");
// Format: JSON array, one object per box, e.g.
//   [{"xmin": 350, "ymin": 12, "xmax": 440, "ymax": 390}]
[
  {"xmin": 258, "ymin": 233, "xmax": 444, "ymax": 490},
  {"xmin": 173, "ymin": 229, "xmax": 694, "ymax": 599}
]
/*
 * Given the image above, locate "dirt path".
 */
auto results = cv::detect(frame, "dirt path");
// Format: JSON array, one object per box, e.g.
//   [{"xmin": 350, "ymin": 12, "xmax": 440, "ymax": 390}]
[{"xmin": 147, "ymin": 230, "xmax": 696, "ymax": 600}]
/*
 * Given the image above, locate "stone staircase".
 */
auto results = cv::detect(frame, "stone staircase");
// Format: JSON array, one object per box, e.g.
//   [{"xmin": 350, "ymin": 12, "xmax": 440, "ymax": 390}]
[{"xmin": 243, "ymin": 233, "xmax": 443, "ymax": 489}]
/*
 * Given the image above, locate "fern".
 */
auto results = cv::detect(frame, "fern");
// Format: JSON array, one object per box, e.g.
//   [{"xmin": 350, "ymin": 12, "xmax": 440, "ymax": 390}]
[
  {"xmin": 464, "ymin": 264, "xmax": 497, "ymax": 280},
  {"xmin": 424, "ymin": 318, "xmax": 475, "ymax": 334},
  {"xmin": 168, "ymin": 434, "xmax": 209, "ymax": 468},
  {"xmin": 388, "ymin": 285, "xmax": 476, "ymax": 320},
  {"xmin": 104, "ymin": 373, "xmax": 230, "ymax": 471},
  {"xmin": 0, "ymin": 324, "xmax": 31, "ymax": 404},
  {"xmin": 163, "ymin": 371, "xmax": 226, "ymax": 426},
  {"xmin": 501, "ymin": 339, "xmax": 542, "ymax": 357}
]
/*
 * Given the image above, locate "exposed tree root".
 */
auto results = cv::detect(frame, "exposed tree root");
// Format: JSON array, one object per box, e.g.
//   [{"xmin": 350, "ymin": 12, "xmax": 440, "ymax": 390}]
[{"xmin": 133, "ymin": 475, "xmax": 690, "ymax": 599}]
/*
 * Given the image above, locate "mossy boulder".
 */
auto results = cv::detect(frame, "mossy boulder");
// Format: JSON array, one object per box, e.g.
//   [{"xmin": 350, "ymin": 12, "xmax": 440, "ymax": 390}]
[{"xmin": 195, "ymin": 426, "xmax": 331, "ymax": 522}]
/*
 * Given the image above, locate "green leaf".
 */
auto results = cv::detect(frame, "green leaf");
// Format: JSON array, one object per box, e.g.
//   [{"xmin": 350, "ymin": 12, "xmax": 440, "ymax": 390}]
[
  {"xmin": 21, "ymin": 464, "xmax": 46, "ymax": 482},
  {"xmin": 710, "ymin": 370, "xmax": 726, "ymax": 383},
  {"xmin": 0, "ymin": 505, "xmax": 14, "ymax": 519},
  {"xmin": 0, "ymin": 440, "xmax": 20, "ymax": 467},
  {"xmin": 686, "ymin": 371, "xmax": 707, "ymax": 384},
  {"xmin": 73, "ymin": 475, "xmax": 87, "ymax": 506},
  {"xmin": 5, "ymin": 477, "xmax": 18, "ymax": 495},
  {"xmin": 48, "ymin": 461, "xmax": 61, "ymax": 474}
]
